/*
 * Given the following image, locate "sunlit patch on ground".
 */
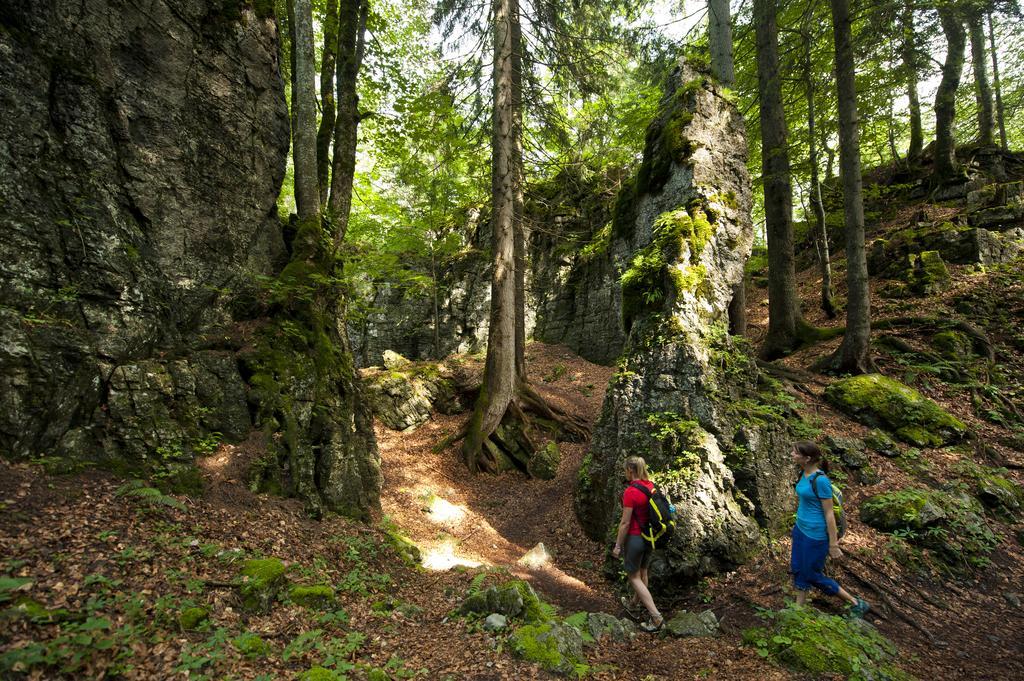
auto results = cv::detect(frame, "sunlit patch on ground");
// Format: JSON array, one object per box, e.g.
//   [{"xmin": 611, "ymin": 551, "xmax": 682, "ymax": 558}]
[
  {"xmin": 427, "ymin": 495, "xmax": 467, "ymax": 525},
  {"xmin": 421, "ymin": 540, "xmax": 484, "ymax": 571}
]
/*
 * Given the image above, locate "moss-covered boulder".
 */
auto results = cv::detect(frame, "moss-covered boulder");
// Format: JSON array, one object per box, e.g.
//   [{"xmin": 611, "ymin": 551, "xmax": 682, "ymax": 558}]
[
  {"xmin": 743, "ymin": 606, "xmax": 910, "ymax": 680},
  {"xmin": 296, "ymin": 667, "xmax": 345, "ymax": 681},
  {"xmin": 460, "ymin": 580, "xmax": 549, "ymax": 623},
  {"xmin": 931, "ymin": 330, "xmax": 973, "ymax": 359},
  {"xmin": 953, "ymin": 460, "xmax": 1024, "ymax": 519},
  {"xmin": 528, "ymin": 441, "xmax": 561, "ymax": 480},
  {"xmin": 178, "ymin": 606, "xmax": 209, "ymax": 630},
  {"xmin": 383, "ymin": 525, "xmax": 422, "ymax": 566},
  {"xmin": 861, "ymin": 488, "xmax": 997, "ymax": 572},
  {"xmin": 289, "ymin": 585, "xmax": 335, "ymax": 609},
  {"xmin": 906, "ymin": 250, "xmax": 952, "ymax": 295},
  {"xmin": 864, "ymin": 429, "xmax": 901, "ymax": 458},
  {"xmin": 510, "ymin": 621, "xmax": 587, "ymax": 677},
  {"xmin": 582, "ymin": 612, "xmax": 636, "ymax": 644},
  {"xmin": 824, "ymin": 374, "xmax": 967, "ymax": 447},
  {"xmin": 238, "ymin": 558, "xmax": 287, "ymax": 613}
]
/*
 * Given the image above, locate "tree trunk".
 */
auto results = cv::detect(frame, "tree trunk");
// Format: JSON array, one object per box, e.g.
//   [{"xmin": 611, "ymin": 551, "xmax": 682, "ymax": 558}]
[
  {"xmin": 821, "ymin": 0, "xmax": 875, "ymax": 374},
  {"xmin": 708, "ymin": 0, "xmax": 735, "ymax": 87},
  {"xmin": 755, "ymin": 0, "xmax": 804, "ymax": 359},
  {"xmin": 328, "ymin": 0, "xmax": 369, "ymax": 241},
  {"xmin": 803, "ymin": 29, "xmax": 836, "ymax": 319},
  {"xmin": 512, "ymin": 0, "xmax": 527, "ymax": 382},
  {"xmin": 968, "ymin": 13, "xmax": 994, "ymax": 146},
  {"xmin": 988, "ymin": 13, "xmax": 1008, "ymax": 151},
  {"xmin": 463, "ymin": 0, "xmax": 519, "ymax": 471},
  {"xmin": 934, "ymin": 7, "xmax": 965, "ymax": 179},
  {"xmin": 288, "ymin": 0, "xmax": 320, "ymax": 221},
  {"xmin": 901, "ymin": 0, "xmax": 923, "ymax": 160},
  {"xmin": 316, "ymin": 0, "xmax": 340, "ymax": 204}
]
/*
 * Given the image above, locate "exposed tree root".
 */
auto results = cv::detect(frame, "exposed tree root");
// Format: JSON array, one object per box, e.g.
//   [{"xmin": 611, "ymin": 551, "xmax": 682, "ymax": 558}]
[{"xmin": 874, "ymin": 316, "xmax": 995, "ymax": 361}]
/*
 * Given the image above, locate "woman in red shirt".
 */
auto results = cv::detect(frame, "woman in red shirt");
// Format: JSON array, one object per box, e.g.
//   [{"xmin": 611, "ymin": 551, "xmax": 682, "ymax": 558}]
[{"xmin": 611, "ymin": 456, "xmax": 664, "ymax": 632}]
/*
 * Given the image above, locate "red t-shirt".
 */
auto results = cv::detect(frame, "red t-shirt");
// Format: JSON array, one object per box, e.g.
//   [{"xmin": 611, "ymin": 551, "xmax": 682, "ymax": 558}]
[{"xmin": 622, "ymin": 480, "xmax": 654, "ymax": 536}]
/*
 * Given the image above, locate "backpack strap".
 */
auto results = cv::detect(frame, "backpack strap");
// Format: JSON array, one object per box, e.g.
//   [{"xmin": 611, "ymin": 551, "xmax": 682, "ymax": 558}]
[
  {"xmin": 630, "ymin": 482, "xmax": 653, "ymax": 500},
  {"xmin": 808, "ymin": 471, "xmax": 829, "ymax": 500}
]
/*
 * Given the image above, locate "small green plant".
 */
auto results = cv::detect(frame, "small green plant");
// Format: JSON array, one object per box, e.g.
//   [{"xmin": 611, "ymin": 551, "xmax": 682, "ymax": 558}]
[{"xmin": 114, "ymin": 480, "xmax": 185, "ymax": 511}]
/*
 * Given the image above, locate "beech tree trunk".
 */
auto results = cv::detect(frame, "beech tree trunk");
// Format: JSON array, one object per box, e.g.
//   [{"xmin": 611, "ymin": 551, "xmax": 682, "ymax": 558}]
[
  {"xmin": 968, "ymin": 13, "xmax": 994, "ymax": 146},
  {"xmin": 822, "ymin": 0, "xmax": 875, "ymax": 374},
  {"xmin": 802, "ymin": 29, "xmax": 836, "ymax": 319},
  {"xmin": 463, "ymin": 0, "xmax": 519, "ymax": 471},
  {"xmin": 329, "ymin": 0, "xmax": 369, "ymax": 241},
  {"xmin": 288, "ymin": 0, "xmax": 320, "ymax": 221},
  {"xmin": 988, "ymin": 13, "xmax": 1008, "ymax": 151},
  {"xmin": 902, "ymin": 1, "xmax": 923, "ymax": 160},
  {"xmin": 755, "ymin": 0, "xmax": 804, "ymax": 359},
  {"xmin": 316, "ymin": 0, "xmax": 340, "ymax": 204},
  {"xmin": 512, "ymin": 2, "xmax": 527, "ymax": 382},
  {"xmin": 934, "ymin": 7, "xmax": 966, "ymax": 179}
]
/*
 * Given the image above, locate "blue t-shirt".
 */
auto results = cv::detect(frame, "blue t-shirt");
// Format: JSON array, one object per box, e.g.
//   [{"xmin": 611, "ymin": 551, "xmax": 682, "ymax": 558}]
[{"xmin": 795, "ymin": 472, "xmax": 833, "ymax": 541}]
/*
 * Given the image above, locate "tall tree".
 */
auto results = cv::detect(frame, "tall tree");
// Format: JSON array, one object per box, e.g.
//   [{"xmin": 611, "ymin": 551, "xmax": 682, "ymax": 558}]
[
  {"xmin": 968, "ymin": 11, "xmax": 995, "ymax": 145},
  {"xmin": 988, "ymin": 12, "xmax": 1009, "ymax": 150},
  {"xmin": 288, "ymin": 0, "xmax": 321, "ymax": 220},
  {"xmin": 754, "ymin": 0, "xmax": 806, "ymax": 359},
  {"xmin": 821, "ymin": 0, "xmax": 876, "ymax": 374},
  {"xmin": 901, "ymin": 0, "xmax": 924, "ymax": 159},
  {"xmin": 317, "ymin": 0, "xmax": 340, "ymax": 203},
  {"xmin": 329, "ymin": 0, "xmax": 370, "ymax": 240},
  {"xmin": 799, "ymin": 20, "xmax": 836, "ymax": 318},
  {"xmin": 709, "ymin": 0, "xmax": 747, "ymax": 336},
  {"xmin": 934, "ymin": 4, "xmax": 966, "ymax": 178}
]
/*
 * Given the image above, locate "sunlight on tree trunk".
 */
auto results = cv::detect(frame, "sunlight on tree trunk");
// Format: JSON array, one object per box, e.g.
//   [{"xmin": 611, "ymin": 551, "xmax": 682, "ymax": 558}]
[
  {"xmin": 317, "ymin": 0, "xmax": 339, "ymax": 204},
  {"xmin": 288, "ymin": 0, "xmax": 320, "ymax": 221},
  {"xmin": 902, "ymin": 0, "xmax": 923, "ymax": 160},
  {"xmin": 988, "ymin": 13, "xmax": 1008, "ymax": 152},
  {"xmin": 968, "ymin": 13, "xmax": 994, "ymax": 146}
]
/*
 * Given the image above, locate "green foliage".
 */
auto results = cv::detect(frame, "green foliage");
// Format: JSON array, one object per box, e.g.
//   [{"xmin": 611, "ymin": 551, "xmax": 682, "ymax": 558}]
[
  {"xmin": 114, "ymin": 480, "xmax": 186, "ymax": 511},
  {"xmin": 178, "ymin": 606, "xmax": 209, "ymax": 630},
  {"xmin": 231, "ymin": 631, "xmax": 272, "ymax": 659},
  {"xmin": 743, "ymin": 606, "xmax": 911, "ymax": 680}
]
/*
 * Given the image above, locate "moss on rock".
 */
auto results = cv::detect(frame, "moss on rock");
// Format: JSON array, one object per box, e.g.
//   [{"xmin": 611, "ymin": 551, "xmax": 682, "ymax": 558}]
[
  {"xmin": 178, "ymin": 606, "xmax": 209, "ymax": 630},
  {"xmin": 239, "ymin": 558, "xmax": 287, "ymax": 612},
  {"xmin": 289, "ymin": 584, "xmax": 335, "ymax": 609},
  {"xmin": 824, "ymin": 374, "xmax": 967, "ymax": 447},
  {"xmin": 511, "ymin": 621, "xmax": 587, "ymax": 677},
  {"xmin": 743, "ymin": 606, "xmax": 911, "ymax": 680},
  {"xmin": 528, "ymin": 442, "xmax": 561, "ymax": 480},
  {"xmin": 296, "ymin": 667, "xmax": 344, "ymax": 681},
  {"xmin": 906, "ymin": 250, "xmax": 952, "ymax": 295},
  {"xmin": 232, "ymin": 631, "xmax": 271, "ymax": 658}
]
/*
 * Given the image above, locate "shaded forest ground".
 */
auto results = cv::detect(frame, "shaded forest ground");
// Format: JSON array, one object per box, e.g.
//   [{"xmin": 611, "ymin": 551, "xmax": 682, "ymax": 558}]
[{"xmin": 3, "ymin": 167, "xmax": 1024, "ymax": 679}]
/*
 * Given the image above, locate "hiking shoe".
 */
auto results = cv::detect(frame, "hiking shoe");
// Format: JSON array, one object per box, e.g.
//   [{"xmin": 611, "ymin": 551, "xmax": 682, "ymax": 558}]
[
  {"xmin": 620, "ymin": 596, "xmax": 640, "ymax": 619},
  {"xmin": 639, "ymin": 617, "xmax": 663, "ymax": 633},
  {"xmin": 848, "ymin": 598, "xmax": 870, "ymax": 619}
]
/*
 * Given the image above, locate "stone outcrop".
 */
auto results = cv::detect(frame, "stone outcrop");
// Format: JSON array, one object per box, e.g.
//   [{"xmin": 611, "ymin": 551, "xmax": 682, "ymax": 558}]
[
  {"xmin": 362, "ymin": 359, "xmax": 469, "ymax": 431},
  {"xmin": 574, "ymin": 61, "xmax": 793, "ymax": 584},
  {"xmin": 0, "ymin": 1, "xmax": 380, "ymax": 518}
]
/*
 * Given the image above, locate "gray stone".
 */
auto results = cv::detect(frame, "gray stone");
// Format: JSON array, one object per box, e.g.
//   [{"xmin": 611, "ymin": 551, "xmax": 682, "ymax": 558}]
[
  {"xmin": 517, "ymin": 542, "xmax": 553, "ymax": 568},
  {"xmin": 460, "ymin": 584, "xmax": 524, "ymax": 619},
  {"xmin": 864, "ymin": 430, "xmax": 901, "ymax": 458},
  {"xmin": 483, "ymin": 613, "xmax": 508, "ymax": 631},
  {"xmin": 1004, "ymin": 593, "xmax": 1021, "ymax": 609},
  {"xmin": 528, "ymin": 442, "xmax": 561, "ymax": 480},
  {"xmin": 585, "ymin": 612, "xmax": 636, "ymax": 643},
  {"xmin": 825, "ymin": 435, "xmax": 868, "ymax": 469},
  {"xmin": 664, "ymin": 609, "xmax": 719, "ymax": 638},
  {"xmin": 382, "ymin": 350, "xmax": 411, "ymax": 369}
]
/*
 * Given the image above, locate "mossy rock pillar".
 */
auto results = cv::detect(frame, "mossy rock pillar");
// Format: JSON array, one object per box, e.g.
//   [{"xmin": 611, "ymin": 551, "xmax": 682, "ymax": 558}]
[{"xmin": 575, "ymin": 61, "xmax": 790, "ymax": 584}]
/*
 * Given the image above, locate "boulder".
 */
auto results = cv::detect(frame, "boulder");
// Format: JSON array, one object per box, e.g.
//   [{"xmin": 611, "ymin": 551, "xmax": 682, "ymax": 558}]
[
  {"xmin": 510, "ymin": 621, "xmax": 586, "ymax": 676},
  {"xmin": 382, "ymin": 350, "xmax": 411, "ymax": 369},
  {"xmin": 362, "ymin": 362, "xmax": 467, "ymax": 431},
  {"xmin": 824, "ymin": 435, "xmax": 868, "ymax": 469},
  {"xmin": 906, "ymin": 251, "xmax": 951, "ymax": 295},
  {"xmin": 864, "ymin": 430, "xmax": 901, "ymax": 458},
  {"xmin": 824, "ymin": 374, "xmax": 967, "ymax": 447},
  {"xmin": 460, "ymin": 581, "xmax": 546, "ymax": 623},
  {"xmin": 483, "ymin": 613, "xmax": 509, "ymax": 631},
  {"xmin": 518, "ymin": 543, "xmax": 553, "ymax": 569},
  {"xmin": 528, "ymin": 442, "xmax": 561, "ymax": 480},
  {"xmin": 664, "ymin": 609, "xmax": 719, "ymax": 637},
  {"xmin": 239, "ymin": 558, "xmax": 288, "ymax": 613},
  {"xmin": 585, "ymin": 612, "xmax": 636, "ymax": 643}
]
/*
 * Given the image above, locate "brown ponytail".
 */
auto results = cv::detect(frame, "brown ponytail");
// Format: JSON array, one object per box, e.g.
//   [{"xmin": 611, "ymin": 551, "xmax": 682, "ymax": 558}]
[{"xmin": 794, "ymin": 441, "xmax": 830, "ymax": 473}]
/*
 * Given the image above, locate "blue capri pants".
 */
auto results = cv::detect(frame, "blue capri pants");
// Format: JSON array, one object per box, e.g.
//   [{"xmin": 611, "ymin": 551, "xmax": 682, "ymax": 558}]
[{"xmin": 790, "ymin": 525, "xmax": 840, "ymax": 595}]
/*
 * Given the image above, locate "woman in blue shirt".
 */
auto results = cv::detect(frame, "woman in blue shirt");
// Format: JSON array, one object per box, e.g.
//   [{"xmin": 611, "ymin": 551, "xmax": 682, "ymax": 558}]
[{"xmin": 791, "ymin": 441, "xmax": 870, "ymax": 617}]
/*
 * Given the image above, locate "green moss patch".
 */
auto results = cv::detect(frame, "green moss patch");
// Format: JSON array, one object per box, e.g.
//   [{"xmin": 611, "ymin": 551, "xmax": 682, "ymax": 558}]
[
  {"xmin": 528, "ymin": 442, "xmax": 561, "ymax": 480},
  {"xmin": 178, "ymin": 606, "xmax": 209, "ymax": 630},
  {"xmin": 510, "ymin": 621, "xmax": 588, "ymax": 677},
  {"xmin": 231, "ymin": 631, "xmax": 271, "ymax": 658},
  {"xmin": 289, "ymin": 585, "xmax": 336, "ymax": 609},
  {"xmin": 952, "ymin": 460, "xmax": 1024, "ymax": 519},
  {"xmin": 743, "ymin": 606, "xmax": 910, "ymax": 680},
  {"xmin": 296, "ymin": 667, "xmax": 345, "ymax": 681},
  {"xmin": 238, "ymin": 558, "xmax": 287, "ymax": 612},
  {"xmin": 906, "ymin": 250, "xmax": 952, "ymax": 295},
  {"xmin": 824, "ymin": 374, "xmax": 967, "ymax": 446}
]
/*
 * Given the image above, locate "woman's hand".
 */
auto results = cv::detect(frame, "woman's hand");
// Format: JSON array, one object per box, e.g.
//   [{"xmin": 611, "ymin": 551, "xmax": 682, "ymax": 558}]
[
  {"xmin": 612, "ymin": 544, "xmax": 621, "ymax": 558},
  {"xmin": 829, "ymin": 544, "xmax": 843, "ymax": 559}
]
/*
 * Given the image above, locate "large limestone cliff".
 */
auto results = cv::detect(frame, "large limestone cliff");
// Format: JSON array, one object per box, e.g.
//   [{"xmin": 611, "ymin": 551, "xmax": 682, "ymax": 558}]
[
  {"xmin": 0, "ymin": 0, "xmax": 380, "ymax": 517},
  {"xmin": 574, "ymin": 62, "xmax": 794, "ymax": 583}
]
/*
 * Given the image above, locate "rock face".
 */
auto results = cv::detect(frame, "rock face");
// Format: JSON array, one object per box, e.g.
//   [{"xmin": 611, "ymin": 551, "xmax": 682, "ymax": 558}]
[
  {"xmin": 1, "ymin": 0, "xmax": 380, "ymax": 519},
  {"xmin": 574, "ymin": 62, "xmax": 793, "ymax": 584}
]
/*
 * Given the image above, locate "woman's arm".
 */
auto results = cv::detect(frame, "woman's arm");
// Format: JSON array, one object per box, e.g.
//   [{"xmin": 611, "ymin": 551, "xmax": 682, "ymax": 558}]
[
  {"xmin": 821, "ymin": 497, "xmax": 842, "ymax": 558},
  {"xmin": 612, "ymin": 506, "xmax": 633, "ymax": 558}
]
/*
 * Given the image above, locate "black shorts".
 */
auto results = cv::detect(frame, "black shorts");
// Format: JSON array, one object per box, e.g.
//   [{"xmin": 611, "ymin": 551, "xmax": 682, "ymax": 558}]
[{"xmin": 623, "ymin": 534, "xmax": 653, "ymax": 574}]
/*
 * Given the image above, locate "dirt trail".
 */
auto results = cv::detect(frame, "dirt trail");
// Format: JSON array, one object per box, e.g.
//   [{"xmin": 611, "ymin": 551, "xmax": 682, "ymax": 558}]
[{"xmin": 375, "ymin": 343, "xmax": 618, "ymax": 615}]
